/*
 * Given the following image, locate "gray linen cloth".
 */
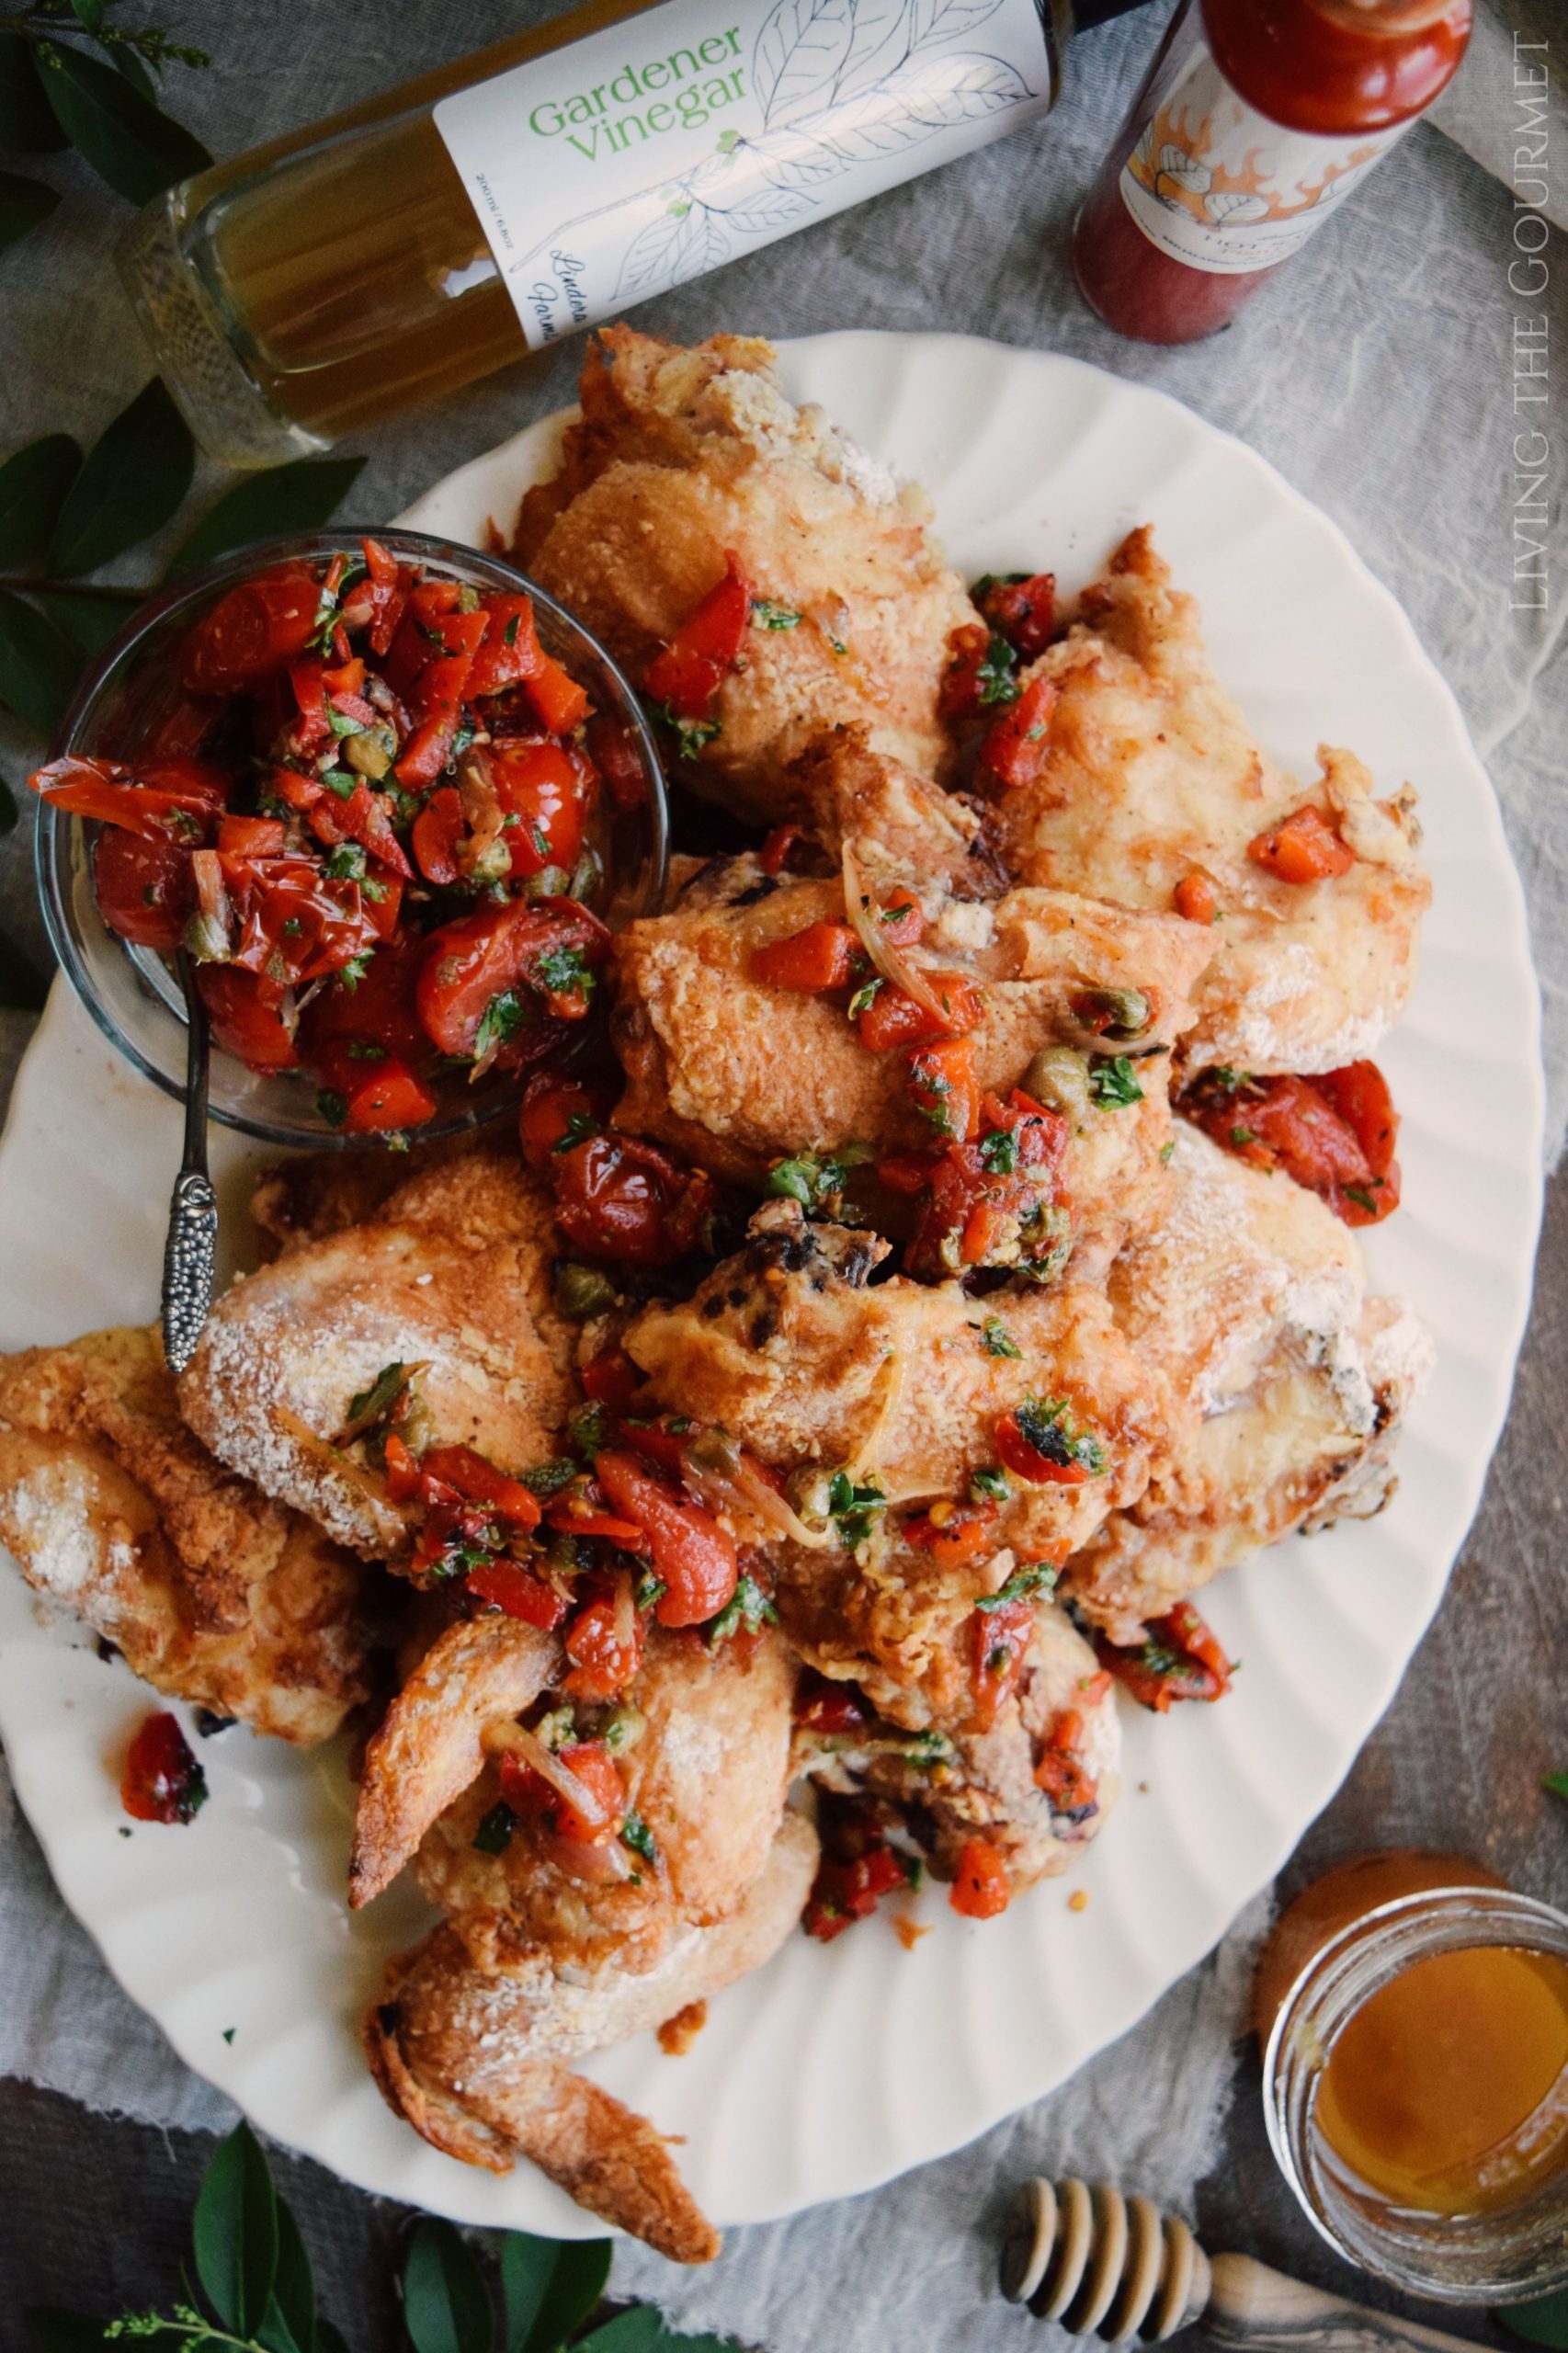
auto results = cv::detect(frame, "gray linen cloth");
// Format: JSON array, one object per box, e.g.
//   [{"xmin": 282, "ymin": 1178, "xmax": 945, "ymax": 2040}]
[{"xmin": 0, "ymin": 2, "xmax": 1562, "ymax": 2345}]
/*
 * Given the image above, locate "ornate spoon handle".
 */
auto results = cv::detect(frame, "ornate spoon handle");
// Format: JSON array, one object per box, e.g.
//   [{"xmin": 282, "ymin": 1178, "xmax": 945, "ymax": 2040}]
[{"xmin": 160, "ymin": 952, "xmax": 216, "ymax": 1375}]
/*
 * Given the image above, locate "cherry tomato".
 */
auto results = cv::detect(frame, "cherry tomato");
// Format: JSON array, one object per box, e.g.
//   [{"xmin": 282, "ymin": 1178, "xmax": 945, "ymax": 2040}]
[
  {"xmin": 949, "ymin": 1836, "xmax": 1011, "ymax": 1919},
  {"xmin": 335, "ymin": 1055, "xmax": 437, "ymax": 1135},
  {"xmin": 30, "ymin": 754, "xmax": 229, "ymax": 840},
  {"xmin": 905, "ymin": 1037, "xmax": 979, "ymax": 1144},
  {"xmin": 562, "ymin": 1594, "xmax": 644, "ymax": 1701},
  {"xmin": 415, "ymin": 899, "xmax": 608, "ymax": 1062},
  {"xmin": 979, "ymin": 675, "xmax": 1055, "ymax": 790},
  {"xmin": 465, "ymin": 1558, "xmax": 564, "ymax": 1629},
  {"xmin": 971, "ymin": 1594, "xmax": 1034, "ymax": 1722},
  {"xmin": 120, "ymin": 1710, "xmax": 207, "ymax": 1824},
  {"xmin": 995, "ymin": 1402, "xmax": 1102, "ymax": 1487},
  {"xmin": 1247, "ymin": 804, "xmax": 1355, "ymax": 883},
  {"xmin": 418, "ymin": 1444, "xmax": 540, "ymax": 1528},
  {"xmin": 552, "ymin": 1131, "xmax": 715, "ymax": 1268},
  {"xmin": 794, "ymin": 1672, "xmax": 869, "ymax": 1738},
  {"xmin": 490, "ymin": 741, "xmax": 587, "ymax": 876},
  {"xmin": 643, "ymin": 553, "xmax": 752, "ymax": 718},
  {"xmin": 198, "ymin": 966, "xmax": 300, "ymax": 1072},
  {"xmin": 593, "ymin": 1450, "xmax": 739, "ymax": 1629},
  {"xmin": 298, "ymin": 932, "xmax": 428, "ymax": 1068},
  {"xmin": 905, "ymin": 1499, "xmax": 997, "ymax": 1567},
  {"xmin": 580, "ymin": 1349, "xmax": 641, "ymax": 1412},
  {"xmin": 180, "ymin": 566, "xmax": 321, "ymax": 694},
  {"xmin": 498, "ymin": 1739, "xmax": 624, "ymax": 1845},
  {"xmin": 1097, "ymin": 1603, "xmax": 1233, "ymax": 1711},
  {"xmin": 974, "ymin": 571, "xmax": 1056, "ymax": 661},
  {"xmin": 856, "ymin": 973, "xmax": 983, "ymax": 1051},
  {"xmin": 93, "ymin": 827, "xmax": 192, "ymax": 950},
  {"xmin": 584, "ymin": 712, "xmax": 647, "ymax": 813},
  {"xmin": 803, "ymin": 1842, "xmax": 910, "ymax": 1941},
  {"xmin": 411, "ymin": 786, "xmax": 464, "ymax": 885},
  {"xmin": 518, "ymin": 1071, "xmax": 604, "ymax": 1168},
  {"xmin": 749, "ymin": 919, "xmax": 859, "ymax": 994}
]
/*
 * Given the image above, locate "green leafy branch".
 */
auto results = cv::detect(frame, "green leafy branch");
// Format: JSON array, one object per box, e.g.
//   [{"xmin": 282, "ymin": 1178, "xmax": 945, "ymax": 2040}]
[
  {"xmin": 0, "ymin": 380, "xmax": 364, "ymax": 1010},
  {"xmin": 28, "ymin": 2120, "xmax": 741, "ymax": 2353},
  {"xmin": 1, "ymin": 0, "xmax": 211, "ymax": 249}
]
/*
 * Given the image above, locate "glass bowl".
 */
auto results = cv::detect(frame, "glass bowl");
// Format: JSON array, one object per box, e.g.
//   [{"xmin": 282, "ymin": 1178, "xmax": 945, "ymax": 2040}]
[{"xmin": 35, "ymin": 529, "xmax": 667, "ymax": 1150}]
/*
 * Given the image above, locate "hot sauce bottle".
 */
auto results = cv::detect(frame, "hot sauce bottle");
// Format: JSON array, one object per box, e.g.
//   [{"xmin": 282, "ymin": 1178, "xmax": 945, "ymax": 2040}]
[{"xmin": 1072, "ymin": 0, "xmax": 1472, "ymax": 345}]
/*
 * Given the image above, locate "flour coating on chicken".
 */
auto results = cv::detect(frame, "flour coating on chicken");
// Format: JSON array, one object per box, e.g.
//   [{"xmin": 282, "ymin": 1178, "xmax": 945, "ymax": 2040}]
[
  {"xmin": 0, "ymin": 1326, "xmax": 369, "ymax": 1742},
  {"xmin": 511, "ymin": 329, "xmax": 973, "ymax": 819},
  {"xmin": 1065, "ymin": 1123, "xmax": 1433, "ymax": 1641},
  {"xmin": 994, "ymin": 529, "xmax": 1429, "ymax": 1074}
]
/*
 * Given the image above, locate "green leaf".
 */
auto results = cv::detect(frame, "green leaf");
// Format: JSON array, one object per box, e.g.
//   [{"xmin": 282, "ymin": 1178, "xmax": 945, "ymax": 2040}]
[
  {"xmin": 38, "ymin": 40, "xmax": 210, "ymax": 206},
  {"xmin": 0, "ymin": 169, "xmax": 59, "ymax": 253},
  {"xmin": 191, "ymin": 2120, "xmax": 280, "ymax": 2340},
  {"xmin": 257, "ymin": 2190, "xmax": 316, "ymax": 2353},
  {"xmin": 0, "ymin": 586, "xmax": 84, "ymax": 733},
  {"xmin": 574, "ymin": 2316, "xmax": 665, "ymax": 2353},
  {"xmin": 497, "ymin": 2232, "xmax": 559, "ymax": 2352},
  {"xmin": 34, "ymin": 585, "xmax": 135, "ymax": 654},
  {"xmin": 0, "ymin": 436, "xmax": 83, "ymax": 568},
  {"xmin": 25, "ymin": 2312, "xmax": 105, "ymax": 2352},
  {"xmin": 165, "ymin": 454, "xmax": 367, "ymax": 580},
  {"xmin": 0, "ymin": 931, "xmax": 50, "ymax": 1013},
  {"xmin": 1498, "ymin": 2290, "xmax": 1568, "ymax": 2349},
  {"xmin": 318, "ymin": 2325, "xmax": 355, "ymax": 2353},
  {"xmin": 517, "ymin": 2240, "xmax": 611, "ymax": 2353},
  {"xmin": 47, "ymin": 377, "xmax": 194, "ymax": 577},
  {"xmin": 1543, "ymin": 1770, "xmax": 1568, "ymax": 1804},
  {"xmin": 69, "ymin": 0, "xmax": 110, "ymax": 31},
  {"xmin": 108, "ymin": 43, "xmax": 158, "ymax": 103},
  {"xmin": 403, "ymin": 2218, "xmax": 494, "ymax": 2353},
  {"xmin": 0, "ymin": 34, "xmax": 69, "ymax": 152}
]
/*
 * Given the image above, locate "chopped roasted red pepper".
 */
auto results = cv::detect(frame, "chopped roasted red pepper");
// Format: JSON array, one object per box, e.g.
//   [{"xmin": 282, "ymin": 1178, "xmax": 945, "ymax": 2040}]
[
  {"xmin": 1097, "ymin": 1601, "xmax": 1233, "ymax": 1712},
  {"xmin": 1247, "ymin": 803, "xmax": 1355, "ymax": 883},
  {"xmin": 949, "ymin": 1836, "xmax": 1011, "ymax": 1919},
  {"xmin": 465, "ymin": 1557, "xmax": 566, "ymax": 1629},
  {"xmin": 644, "ymin": 553, "xmax": 751, "ymax": 719},
  {"xmin": 593, "ymin": 1450, "xmax": 738, "ymax": 1629},
  {"xmin": 750, "ymin": 919, "xmax": 860, "ymax": 994},
  {"xmin": 121, "ymin": 1711, "xmax": 208, "ymax": 1824}
]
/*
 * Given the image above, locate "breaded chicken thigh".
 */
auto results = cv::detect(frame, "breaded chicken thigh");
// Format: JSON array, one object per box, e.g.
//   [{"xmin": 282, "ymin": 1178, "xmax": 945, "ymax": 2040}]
[
  {"xmin": 181, "ymin": 1151, "xmax": 574, "ymax": 1563},
  {"xmin": 0, "ymin": 1326, "xmax": 370, "ymax": 1742},
  {"xmin": 1064, "ymin": 1123, "xmax": 1432, "ymax": 1643},
  {"xmin": 994, "ymin": 529, "xmax": 1430, "ymax": 1075},
  {"xmin": 511, "ymin": 328, "xmax": 973, "ymax": 820}
]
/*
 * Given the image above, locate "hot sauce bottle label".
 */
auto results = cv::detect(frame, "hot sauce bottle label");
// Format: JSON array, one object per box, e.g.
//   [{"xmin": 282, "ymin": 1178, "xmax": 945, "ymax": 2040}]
[
  {"xmin": 1118, "ymin": 24, "xmax": 1407, "ymax": 276},
  {"xmin": 433, "ymin": 0, "xmax": 1054, "ymax": 347}
]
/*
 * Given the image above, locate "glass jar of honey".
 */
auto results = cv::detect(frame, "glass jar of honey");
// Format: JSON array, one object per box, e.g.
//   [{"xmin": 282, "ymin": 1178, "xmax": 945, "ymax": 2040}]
[{"xmin": 1258, "ymin": 1853, "xmax": 1568, "ymax": 2302}]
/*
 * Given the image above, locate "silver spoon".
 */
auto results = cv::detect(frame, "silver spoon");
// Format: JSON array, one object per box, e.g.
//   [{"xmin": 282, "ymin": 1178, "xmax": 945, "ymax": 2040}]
[{"xmin": 160, "ymin": 950, "xmax": 218, "ymax": 1374}]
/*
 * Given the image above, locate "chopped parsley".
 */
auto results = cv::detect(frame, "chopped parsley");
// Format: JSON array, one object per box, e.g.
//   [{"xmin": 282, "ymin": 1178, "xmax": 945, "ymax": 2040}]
[
  {"xmin": 982, "ymin": 1316, "xmax": 1022, "ymax": 1360},
  {"xmin": 620, "ymin": 1811, "xmax": 658, "ymax": 1865},
  {"xmin": 827, "ymin": 1469, "xmax": 887, "ymax": 1550},
  {"xmin": 335, "ymin": 951, "xmax": 372, "ymax": 991},
  {"xmin": 472, "ymin": 987, "xmax": 528, "ymax": 1063},
  {"xmin": 1344, "ymin": 1184, "xmax": 1380, "ymax": 1213},
  {"xmin": 975, "ymin": 631, "xmax": 1020, "ymax": 707},
  {"xmin": 1543, "ymin": 1770, "xmax": 1568, "ymax": 1804},
  {"xmin": 970, "ymin": 1464, "xmax": 1013, "ymax": 1505},
  {"xmin": 975, "ymin": 1561, "xmax": 1059, "ymax": 1613},
  {"xmin": 320, "ymin": 768, "xmax": 358, "ymax": 801},
  {"xmin": 1086, "ymin": 1054, "xmax": 1145, "ymax": 1110},
  {"xmin": 346, "ymin": 1040, "xmax": 386, "ymax": 1062},
  {"xmin": 979, "ymin": 1126, "xmax": 1018, "ymax": 1174},
  {"xmin": 1013, "ymin": 1395, "xmax": 1107, "ymax": 1479},
  {"xmin": 472, "ymin": 1801, "xmax": 517, "ymax": 1856},
  {"xmin": 322, "ymin": 841, "xmax": 368, "ymax": 881},
  {"xmin": 653, "ymin": 702, "xmax": 722, "ymax": 759},
  {"xmin": 327, "ymin": 706, "xmax": 365, "ymax": 740},
  {"xmin": 568, "ymin": 1404, "xmax": 612, "ymax": 1461},
  {"xmin": 708, "ymin": 1574, "xmax": 778, "ymax": 1644},
  {"xmin": 634, "ymin": 1568, "xmax": 667, "ymax": 1613},
  {"xmin": 535, "ymin": 944, "xmax": 597, "ymax": 1006},
  {"xmin": 521, "ymin": 1455, "xmax": 578, "ymax": 1498},
  {"xmin": 751, "ymin": 599, "xmax": 801, "ymax": 631},
  {"xmin": 767, "ymin": 1144, "xmax": 870, "ymax": 1215},
  {"xmin": 344, "ymin": 1361, "xmax": 407, "ymax": 1432},
  {"xmin": 316, "ymin": 1088, "xmax": 347, "ymax": 1129},
  {"xmin": 846, "ymin": 976, "xmax": 884, "ymax": 1019},
  {"xmin": 1230, "ymin": 1126, "xmax": 1257, "ymax": 1148},
  {"xmin": 504, "ymin": 612, "xmax": 523, "ymax": 647},
  {"xmin": 1159, "ymin": 1139, "xmax": 1176, "ymax": 1164},
  {"xmin": 1210, "ymin": 1066, "xmax": 1252, "ymax": 1094}
]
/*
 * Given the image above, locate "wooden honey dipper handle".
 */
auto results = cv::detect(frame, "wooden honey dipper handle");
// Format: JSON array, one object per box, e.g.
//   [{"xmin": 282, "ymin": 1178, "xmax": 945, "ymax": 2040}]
[{"xmin": 1001, "ymin": 2182, "xmax": 1483, "ymax": 2351}]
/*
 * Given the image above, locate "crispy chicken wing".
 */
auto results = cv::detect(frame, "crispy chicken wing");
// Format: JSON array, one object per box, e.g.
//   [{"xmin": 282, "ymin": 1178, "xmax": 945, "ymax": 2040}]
[
  {"xmin": 1065, "ymin": 1123, "xmax": 1432, "ymax": 1642},
  {"xmin": 625, "ymin": 1202, "xmax": 1170, "ymax": 1562},
  {"xmin": 994, "ymin": 529, "xmax": 1430, "ymax": 1074},
  {"xmin": 0, "ymin": 1326, "xmax": 370, "ymax": 1742},
  {"xmin": 612, "ymin": 831, "xmax": 1212, "ymax": 1266},
  {"xmin": 366, "ymin": 1812, "xmax": 816, "ymax": 2263},
  {"xmin": 511, "ymin": 329, "xmax": 973, "ymax": 820},
  {"xmin": 181, "ymin": 1151, "xmax": 574, "ymax": 1563}
]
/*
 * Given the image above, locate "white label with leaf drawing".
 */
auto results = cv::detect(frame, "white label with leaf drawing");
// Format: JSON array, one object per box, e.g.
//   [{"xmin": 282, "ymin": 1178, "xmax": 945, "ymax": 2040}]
[
  {"xmin": 434, "ymin": 0, "xmax": 1053, "ymax": 345},
  {"xmin": 1117, "ymin": 23, "xmax": 1406, "ymax": 276}
]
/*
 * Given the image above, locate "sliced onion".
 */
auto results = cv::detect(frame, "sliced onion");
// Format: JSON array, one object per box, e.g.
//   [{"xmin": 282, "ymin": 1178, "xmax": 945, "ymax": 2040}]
[
  {"xmin": 510, "ymin": 1724, "xmax": 609, "ymax": 1830},
  {"xmin": 841, "ymin": 841, "xmax": 947, "ymax": 1024},
  {"xmin": 455, "ymin": 749, "xmax": 509, "ymax": 881},
  {"xmin": 186, "ymin": 849, "xmax": 233, "ymax": 962},
  {"xmin": 611, "ymin": 1568, "xmax": 636, "ymax": 1652},
  {"xmin": 542, "ymin": 1829, "xmax": 632, "ymax": 1883},
  {"xmin": 680, "ymin": 1431, "xmax": 832, "ymax": 1552}
]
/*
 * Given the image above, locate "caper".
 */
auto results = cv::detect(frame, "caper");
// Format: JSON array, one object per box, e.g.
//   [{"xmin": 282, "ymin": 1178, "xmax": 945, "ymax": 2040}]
[
  {"xmin": 570, "ymin": 847, "xmax": 604, "ymax": 903},
  {"xmin": 1078, "ymin": 985, "xmax": 1151, "ymax": 1041},
  {"xmin": 553, "ymin": 1262, "xmax": 619, "ymax": 1322},
  {"xmin": 602, "ymin": 1703, "xmax": 647, "ymax": 1753},
  {"xmin": 344, "ymin": 725, "xmax": 396, "ymax": 780},
  {"xmin": 785, "ymin": 1465, "xmax": 835, "ymax": 1526},
  {"xmin": 525, "ymin": 863, "xmax": 571, "ymax": 899},
  {"xmin": 1023, "ymin": 1046, "xmax": 1093, "ymax": 1125}
]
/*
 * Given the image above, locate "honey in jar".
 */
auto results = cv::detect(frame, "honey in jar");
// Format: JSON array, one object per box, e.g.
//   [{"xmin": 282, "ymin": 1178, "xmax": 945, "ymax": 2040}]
[{"xmin": 1257, "ymin": 1850, "xmax": 1568, "ymax": 2222}]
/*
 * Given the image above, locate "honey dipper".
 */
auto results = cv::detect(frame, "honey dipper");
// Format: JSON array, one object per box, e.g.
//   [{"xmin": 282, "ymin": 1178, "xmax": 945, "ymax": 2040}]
[{"xmin": 1000, "ymin": 2180, "xmax": 1483, "ymax": 2350}]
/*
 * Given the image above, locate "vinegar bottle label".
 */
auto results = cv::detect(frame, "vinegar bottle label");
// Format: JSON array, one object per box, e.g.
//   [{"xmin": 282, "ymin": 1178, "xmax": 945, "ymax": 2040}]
[
  {"xmin": 433, "ymin": 0, "xmax": 1056, "ymax": 346},
  {"xmin": 1117, "ymin": 22, "xmax": 1408, "ymax": 276}
]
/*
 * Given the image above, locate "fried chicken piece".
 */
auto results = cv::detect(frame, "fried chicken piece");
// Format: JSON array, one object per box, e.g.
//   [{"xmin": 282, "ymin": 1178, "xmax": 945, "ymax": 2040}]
[
  {"xmin": 366, "ymin": 1811, "xmax": 817, "ymax": 2263},
  {"xmin": 0, "ymin": 1326, "xmax": 370, "ymax": 1742},
  {"xmin": 611, "ymin": 836, "xmax": 1212, "ymax": 1267},
  {"xmin": 180, "ymin": 1150, "xmax": 574, "ymax": 1563},
  {"xmin": 806, "ymin": 1597, "xmax": 1119, "ymax": 1893},
  {"xmin": 994, "ymin": 529, "xmax": 1430, "ymax": 1075},
  {"xmin": 790, "ymin": 727, "xmax": 1003, "ymax": 903},
  {"xmin": 511, "ymin": 329, "xmax": 973, "ymax": 821},
  {"xmin": 362, "ymin": 1618, "xmax": 805, "ymax": 2258},
  {"xmin": 249, "ymin": 1131, "xmax": 483, "ymax": 1261},
  {"xmin": 1064, "ymin": 1122, "xmax": 1432, "ymax": 1643},
  {"xmin": 624, "ymin": 1203, "xmax": 1170, "ymax": 1566}
]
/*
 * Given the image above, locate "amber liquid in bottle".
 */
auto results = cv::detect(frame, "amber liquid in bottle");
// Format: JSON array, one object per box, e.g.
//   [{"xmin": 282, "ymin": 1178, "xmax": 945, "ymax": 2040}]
[
  {"xmin": 152, "ymin": 0, "xmax": 656, "ymax": 452},
  {"xmin": 1257, "ymin": 1851, "xmax": 1568, "ymax": 2222}
]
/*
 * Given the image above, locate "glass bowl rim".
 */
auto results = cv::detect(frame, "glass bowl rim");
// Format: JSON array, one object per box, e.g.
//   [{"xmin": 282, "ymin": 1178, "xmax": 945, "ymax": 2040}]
[{"xmin": 34, "ymin": 526, "xmax": 668, "ymax": 1151}]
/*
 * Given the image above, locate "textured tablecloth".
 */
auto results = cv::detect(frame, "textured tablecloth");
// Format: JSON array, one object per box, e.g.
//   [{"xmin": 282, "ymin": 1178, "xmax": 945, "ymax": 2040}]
[{"xmin": 0, "ymin": 3, "xmax": 1562, "ymax": 2346}]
